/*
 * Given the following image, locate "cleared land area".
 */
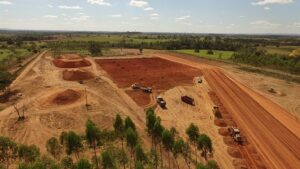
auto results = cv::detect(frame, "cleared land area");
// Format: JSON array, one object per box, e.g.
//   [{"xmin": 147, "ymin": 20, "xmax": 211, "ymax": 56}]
[
  {"xmin": 176, "ymin": 49, "xmax": 234, "ymax": 60},
  {"xmin": 156, "ymin": 53, "xmax": 300, "ymax": 169},
  {"xmin": 258, "ymin": 45, "xmax": 300, "ymax": 56}
]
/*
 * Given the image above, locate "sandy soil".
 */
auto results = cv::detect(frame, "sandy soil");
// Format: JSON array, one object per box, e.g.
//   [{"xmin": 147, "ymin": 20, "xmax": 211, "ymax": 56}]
[{"xmin": 154, "ymin": 53, "xmax": 300, "ymax": 169}]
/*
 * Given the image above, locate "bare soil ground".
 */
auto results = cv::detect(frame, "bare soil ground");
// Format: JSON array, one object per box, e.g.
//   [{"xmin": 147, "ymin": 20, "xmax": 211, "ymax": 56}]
[
  {"xmin": 62, "ymin": 69, "xmax": 95, "ymax": 81},
  {"xmin": 95, "ymin": 58, "xmax": 202, "ymax": 90},
  {"xmin": 2, "ymin": 50, "xmax": 299, "ymax": 169},
  {"xmin": 154, "ymin": 53, "xmax": 300, "ymax": 169}
]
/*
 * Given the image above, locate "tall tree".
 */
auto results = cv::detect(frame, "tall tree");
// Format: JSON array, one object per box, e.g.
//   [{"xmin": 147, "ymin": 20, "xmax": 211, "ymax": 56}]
[
  {"xmin": 85, "ymin": 119, "xmax": 101, "ymax": 169},
  {"xmin": 126, "ymin": 128, "xmax": 138, "ymax": 169},
  {"xmin": 162, "ymin": 129, "xmax": 174, "ymax": 169},
  {"xmin": 0, "ymin": 136, "xmax": 17, "ymax": 169},
  {"xmin": 114, "ymin": 114, "xmax": 125, "ymax": 150},
  {"xmin": 152, "ymin": 118, "xmax": 164, "ymax": 168},
  {"xmin": 135, "ymin": 144, "xmax": 147, "ymax": 165},
  {"xmin": 60, "ymin": 131, "xmax": 83, "ymax": 159},
  {"xmin": 46, "ymin": 137, "xmax": 62, "ymax": 160},
  {"xmin": 125, "ymin": 117, "xmax": 136, "ymax": 131},
  {"xmin": 117, "ymin": 149, "xmax": 128, "ymax": 169},
  {"xmin": 17, "ymin": 144, "xmax": 40, "ymax": 163},
  {"xmin": 172, "ymin": 138, "xmax": 185, "ymax": 169},
  {"xmin": 101, "ymin": 150, "xmax": 115, "ymax": 169},
  {"xmin": 145, "ymin": 108, "xmax": 157, "ymax": 147},
  {"xmin": 186, "ymin": 123, "xmax": 200, "ymax": 163},
  {"xmin": 75, "ymin": 158, "xmax": 92, "ymax": 169},
  {"xmin": 197, "ymin": 134, "xmax": 212, "ymax": 161}
]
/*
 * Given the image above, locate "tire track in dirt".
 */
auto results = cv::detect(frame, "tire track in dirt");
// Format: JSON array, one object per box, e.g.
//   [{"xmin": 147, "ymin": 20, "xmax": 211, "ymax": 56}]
[{"xmin": 205, "ymin": 69, "xmax": 300, "ymax": 169}]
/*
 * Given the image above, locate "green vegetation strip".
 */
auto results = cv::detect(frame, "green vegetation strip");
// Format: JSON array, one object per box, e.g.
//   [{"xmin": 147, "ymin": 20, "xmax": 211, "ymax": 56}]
[{"xmin": 176, "ymin": 49, "xmax": 234, "ymax": 60}]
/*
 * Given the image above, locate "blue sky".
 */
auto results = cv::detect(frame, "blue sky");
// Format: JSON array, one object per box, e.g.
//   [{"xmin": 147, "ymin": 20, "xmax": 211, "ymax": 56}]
[{"xmin": 0, "ymin": 0, "xmax": 299, "ymax": 34}]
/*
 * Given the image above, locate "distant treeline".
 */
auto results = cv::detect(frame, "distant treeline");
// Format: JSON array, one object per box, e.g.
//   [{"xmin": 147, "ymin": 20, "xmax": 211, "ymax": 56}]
[{"xmin": 232, "ymin": 47, "xmax": 300, "ymax": 74}]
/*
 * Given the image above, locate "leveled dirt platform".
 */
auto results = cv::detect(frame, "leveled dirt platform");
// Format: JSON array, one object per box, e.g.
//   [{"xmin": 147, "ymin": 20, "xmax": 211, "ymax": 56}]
[
  {"xmin": 53, "ymin": 59, "xmax": 91, "ymax": 68},
  {"xmin": 96, "ymin": 57, "xmax": 201, "ymax": 90}
]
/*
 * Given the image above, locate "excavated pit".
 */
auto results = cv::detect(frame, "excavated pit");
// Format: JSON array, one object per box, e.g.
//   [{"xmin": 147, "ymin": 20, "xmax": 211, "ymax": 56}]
[
  {"xmin": 63, "ymin": 69, "xmax": 94, "ymax": 81},
  {"xmin": 51, "ymin": 89, "xmax": 81, "ymax": 105},
  {"xmin": 53, "ymin": 59, "xmax": 91, "ymax": 68}
]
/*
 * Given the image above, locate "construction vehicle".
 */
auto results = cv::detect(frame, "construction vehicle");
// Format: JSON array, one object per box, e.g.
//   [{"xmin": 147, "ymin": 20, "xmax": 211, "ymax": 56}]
[
  {"xmin": 212, "ymin": 106, "xmax": 222, "ymax": 119},
  {"xmin": 156, "ymin": 96, "xmax": 166, "ymax": 108},
  {"xmin": 181, "ymin": 96, "xmax": 195, "ymax": 106},
  {"xmin": 228, "ymin": 127, "xmax": 243, "ymax": 144}
]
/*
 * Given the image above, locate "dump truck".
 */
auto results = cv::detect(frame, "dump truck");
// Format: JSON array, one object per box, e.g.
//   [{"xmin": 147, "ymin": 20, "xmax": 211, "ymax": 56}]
[
  {"xmin": 212, "ymin": 106, "xmax": 222, "ymax": 119},
  {"xmin": 181, "ymin": 96, "xmax": 195, "ymax": 106},
  {"xmin": 228, "ymin": 127, "xmax": 243, "ymax": 144},
  {"xmin": 156, "ymin": 96, "xmax": 166, "ymax": 108}
]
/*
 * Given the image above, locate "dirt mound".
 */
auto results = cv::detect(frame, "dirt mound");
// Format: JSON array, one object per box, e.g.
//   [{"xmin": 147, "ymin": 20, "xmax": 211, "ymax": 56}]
[
  {"xmin": 40, "ymin": 112, "xmax": 75, "ymax": 129},
  {"xmin": 214, "ymin": 119, "xmax": 227, "ymax": 127},
  {"xmin": 53, "ymin": 59, "xmax": 91, "ymax": 68},
  {"xmin": 228, "ymin": 147, "xmax": 242, "ymax": 158},
  {"xmin": 63, "ymin": 69, "xmax": 94, "ymax": 81},
  {"xmin": 233, "ymin": 159, "xmax": 248, "ymax": 169},
  {"xmin": 52, "ymin": 89, "xmax": 81, "ymax": 105},
  {"xmin": 223, "ymin": 136, "xmax": 235, "ymax": 146},
  {"xmin": 219, "ymin": 128, "xmax": 229, "ymax": 136}
]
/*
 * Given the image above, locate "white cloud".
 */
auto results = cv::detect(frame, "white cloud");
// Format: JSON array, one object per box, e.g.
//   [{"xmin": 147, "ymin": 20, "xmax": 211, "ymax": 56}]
[
  {"xmin": 144, "ymin": 7, "xmax": 154, "ymax": 11},
  {"xmin": 264, "ymin": 6, "xmax": 271, "ymax": 10},
  {"xmin": 87, "ymin": 0, "xmax": 111, "ymax": 6},
  {"xmin": 251, "ymin": 20, "xmax": 280, "ymax": 28},
  {"xmin": 111, "ymin": 14, "xmax": 122, "ymax": 18},
  {"xmin": 239, "ymin": 16, "xmax": 246, "ymax": 18},
  {"xmin": 226, "ymin": 24, "xmax": 235, "ymax": 29},
  {"xmin": 58, "ymin": 5, "xmax": 82, "ymax": 10},
  {"xmin": 44, "ymin": 15, "xmax": 58, "ymax": 19},
  {"xmin": 129, "ymin": 0, "xmax": 148, "ymax": 8},
  {"xmin": 150, "ymin": 13, "xmax": 159, "ymax": 17},
  {"xmin": 132, "ymin": 17, "xmax": 140, "ymax": 20},
  {"xmin": 150, "ymin": 17, "xmax": 159, "ymax": 20},
  {"xmin": 176, "ymin": 15, "xmax": 191, "ymax": 21},
  {"xmin": 0, "ymin": 1, "xmax": 12, "ymax": 5},
  {"xmin": 252, "ymin": 0, "xmax": 293, "ymax": 6},
  {"xmin": 70, "ymin": 15, "xmax": 90, "ymax": 21},
  {"xmin": 78, "ymin": 12, "xmax": 85, "ymax": 15},
  {"xmin": 48, "ymin": 4, "xmax": 53, "ymax": 8}
]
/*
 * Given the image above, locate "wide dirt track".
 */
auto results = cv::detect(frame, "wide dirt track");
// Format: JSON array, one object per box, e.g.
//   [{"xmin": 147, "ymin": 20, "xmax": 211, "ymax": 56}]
[
  {"xmin": 205, "ymin": 70, "xmax": 300, "ymax": 169},
  {"xmin": 155, "ymin": 53, "xmax": 300, "ymax": 169}
]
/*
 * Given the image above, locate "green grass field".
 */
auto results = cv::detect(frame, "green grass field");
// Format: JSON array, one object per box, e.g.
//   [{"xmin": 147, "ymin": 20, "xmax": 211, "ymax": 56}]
[
  {"xmin": 176, "ymin": 49, "xmax": 234, "ymax": 60},
  {"xmin": 0, "ymin": 49, "xmax": 31, "ymax": 61}
]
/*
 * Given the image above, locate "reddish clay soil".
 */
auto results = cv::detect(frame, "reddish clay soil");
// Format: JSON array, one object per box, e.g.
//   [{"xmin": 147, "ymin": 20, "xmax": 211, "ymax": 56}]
[
  {"xmin": 63, "ymin": 69, "xmax": 94, "ymax": 81},
  {"xmin": 218, "ymin": 127, "xmax": 229, "ymax": 136},
  {"xmin": 52, "ymin": 89, "xmax": 81, "ymax": 105},
  {"xmin": 228, "ymin": 147, "xmax": 242, "ymax": 158},
  {"xmin": 214, "ymin": 119, "xmax": 227, "ymax": 127},
  {"xmin": 95, "ymin": 58, "xmax": 202, "ymax": 90},
  {"xmin": 125, "ymin": 90, "xmax": 151, "ymax": 107},
  {"xmin": 204, "ymin": 69, "xmax": 300, "ymax": 169},
  {"xmin": 53, "ymin": 59, "xmax": 91, "ymax": 68}
]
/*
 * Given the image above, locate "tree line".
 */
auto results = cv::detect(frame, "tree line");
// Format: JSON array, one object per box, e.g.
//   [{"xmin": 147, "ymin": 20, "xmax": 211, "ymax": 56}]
[
  {"xmin": 232, "ymin": 47, "xmax": 300, "ymax": 74},
  {"xmin": 0, "ymin": 108, "xmax": 219, "ymax": 169}
]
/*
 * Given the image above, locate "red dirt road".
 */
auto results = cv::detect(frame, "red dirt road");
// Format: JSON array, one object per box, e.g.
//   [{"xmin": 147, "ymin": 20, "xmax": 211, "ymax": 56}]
[
  {"xmin": 155, "ymin": 53, "xmax": 300, "ymax": 169},
  {"xmin": 205, "ymin": 69, "xmax": 300, "ymax": 169}
]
